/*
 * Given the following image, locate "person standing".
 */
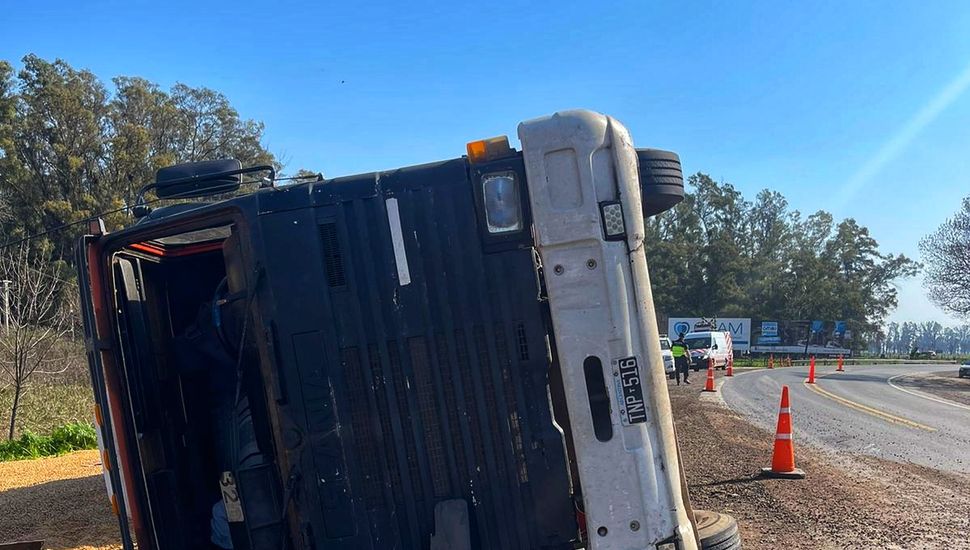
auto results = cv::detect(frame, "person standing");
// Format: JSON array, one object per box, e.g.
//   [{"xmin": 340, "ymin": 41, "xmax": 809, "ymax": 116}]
[{"xmin": 671, "ymin": 333, "xmax": 691, "ymax": 385}]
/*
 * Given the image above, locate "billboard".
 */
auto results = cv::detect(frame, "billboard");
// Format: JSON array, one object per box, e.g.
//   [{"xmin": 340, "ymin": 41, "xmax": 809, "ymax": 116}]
[
  {"xmin": 667, "ymin": 317, "xmax": 751, "ymax": 351},
  {"xmin": 750, "ymin": 320, "xmax": 851, "ymax": 355}
]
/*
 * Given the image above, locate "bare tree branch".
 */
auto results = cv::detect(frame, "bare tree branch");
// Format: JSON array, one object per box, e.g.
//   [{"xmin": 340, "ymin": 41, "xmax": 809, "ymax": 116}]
[
  {"xmin": 920, "ymin": 196, "xmax": 970, "ymax": 318},
  {"xmin": 0, "ymin": 244, "xmax": 74, "ymax": 439}
]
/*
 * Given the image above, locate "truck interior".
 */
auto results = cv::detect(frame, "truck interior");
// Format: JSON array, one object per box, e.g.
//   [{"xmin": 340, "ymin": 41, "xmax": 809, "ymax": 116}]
[{"xmin": 108, "ymin": 222, "xmax": 281, "ymax": 548}]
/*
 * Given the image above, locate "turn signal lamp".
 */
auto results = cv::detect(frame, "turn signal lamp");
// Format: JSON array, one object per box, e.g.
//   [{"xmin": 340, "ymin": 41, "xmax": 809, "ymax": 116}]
[{"xmin": 466, "ymin": 136, "xmax": 513, "ymax": 163}]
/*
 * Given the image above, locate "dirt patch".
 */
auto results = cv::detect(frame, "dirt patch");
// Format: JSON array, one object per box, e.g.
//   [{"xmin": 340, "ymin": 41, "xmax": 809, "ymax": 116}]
[
  {"xmin": 669, "ymin": 376, "xmax": 970, "ymax": 549},
  {"xmin": 0, "ymin": 450, "xmax": 121, "ymax": 550},
  {"xmin": 895, "ymin": 370, "xmax": 970, "ymax": 406}
]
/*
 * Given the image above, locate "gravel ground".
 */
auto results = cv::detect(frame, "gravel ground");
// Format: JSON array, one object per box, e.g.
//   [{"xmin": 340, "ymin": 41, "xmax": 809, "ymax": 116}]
[
  {"xmin": 3, "ymin": 378, "xmax": 969, "ymax": 550},
  {"xmin": 669, "ymin": 372, "xmax": 970, "ymax": 549},
  {"xmin": 0, "ymin": 450, "xmax": 120, "ymax": 550},
  {"xmin": 894, "ymin": 370, "xmax": 970, "ymax": 407}
]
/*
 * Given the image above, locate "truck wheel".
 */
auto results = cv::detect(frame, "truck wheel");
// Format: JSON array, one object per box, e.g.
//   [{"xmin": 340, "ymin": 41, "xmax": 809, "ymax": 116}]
[
  {"xmin": 695, "ymin": 510, "xmax": 741, "ymax": 550},
  {"xmin": 638, "ymin": 148, "xmax": 684, "ymax": 218}
]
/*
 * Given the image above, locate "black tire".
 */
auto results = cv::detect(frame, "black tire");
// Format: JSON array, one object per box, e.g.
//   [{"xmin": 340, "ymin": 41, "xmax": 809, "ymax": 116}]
[
  {"xmin": 637, "ymin": 148, "xmax": 684, "ymax": 217},
  {"xmin": 695, "ymin": 510, "xmax": 741, "ymax": 550}
]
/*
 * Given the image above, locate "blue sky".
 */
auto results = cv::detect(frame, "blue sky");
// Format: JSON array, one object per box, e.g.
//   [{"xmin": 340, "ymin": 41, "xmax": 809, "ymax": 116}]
[{"xmin": 3, "ymin": 1, "xmax": 969, "ymax": 325}]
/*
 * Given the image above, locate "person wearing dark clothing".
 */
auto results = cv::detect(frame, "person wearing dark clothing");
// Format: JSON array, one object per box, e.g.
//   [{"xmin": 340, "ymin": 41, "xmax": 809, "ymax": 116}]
[{"xmin": 671, "ymin": 333, "xmax": 691, "ymax": 385}]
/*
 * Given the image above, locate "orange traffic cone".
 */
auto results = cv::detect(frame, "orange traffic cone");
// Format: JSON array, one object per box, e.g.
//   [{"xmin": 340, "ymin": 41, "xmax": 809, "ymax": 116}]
[
  {"xmin": 768, "ymin": 355, "xmax": 774, "ymax": 369},
  {"xmin": 807, "ymin": 356, "xmax": 816, "ymax": 384},
  {"xmin": 702, "ymin": 358, "xmax": 716, "ymax": 392},
  {"xmin": 761, "ymin": 385, "xmax": 805, "ymax": 479},
  {"xmin": 726, "ymin": 354, "xmax": 734, "ymax": 377},
  {"xmin": 836, "ymin": 354, "xmax": 844, "ymax": 372}
]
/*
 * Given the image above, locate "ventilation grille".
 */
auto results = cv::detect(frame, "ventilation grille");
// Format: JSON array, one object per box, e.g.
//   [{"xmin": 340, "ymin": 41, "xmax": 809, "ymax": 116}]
[
  {"xmin": 319, "ymin": 222, "xmax": 346, "ymax": 287},
  {"xmin": 409, "ymin": 337, "xmax": 450, "ymax": 498}
]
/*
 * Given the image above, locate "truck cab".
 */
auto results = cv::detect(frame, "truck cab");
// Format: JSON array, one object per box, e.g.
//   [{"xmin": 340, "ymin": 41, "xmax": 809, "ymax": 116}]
[{"xmin": 77, "ymin": 110, "xmax": 739, "ymax": 549}]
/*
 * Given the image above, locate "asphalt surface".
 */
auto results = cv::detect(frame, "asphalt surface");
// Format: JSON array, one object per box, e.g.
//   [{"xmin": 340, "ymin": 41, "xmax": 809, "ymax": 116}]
[{"xmin": 721, "ymin": 363, "xmax": 970, "ymax": 473}]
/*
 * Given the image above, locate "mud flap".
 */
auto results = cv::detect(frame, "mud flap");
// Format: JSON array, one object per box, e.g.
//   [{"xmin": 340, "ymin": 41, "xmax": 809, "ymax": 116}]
[{"xmin": 429, "ymin": 500, "xmax": 471, "ymax": 550}]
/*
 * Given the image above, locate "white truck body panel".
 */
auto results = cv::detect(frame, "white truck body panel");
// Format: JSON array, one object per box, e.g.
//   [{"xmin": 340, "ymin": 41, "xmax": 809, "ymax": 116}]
[{"xmin": 519, "ymin": 110, "xmax": 696, "ymax": 549}]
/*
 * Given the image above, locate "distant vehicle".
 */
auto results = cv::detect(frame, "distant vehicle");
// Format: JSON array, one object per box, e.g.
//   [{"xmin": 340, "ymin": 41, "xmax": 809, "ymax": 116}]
[
  {"xmin": 660, "ymin": 335, "xmax": 675, "ymax": 378},
  {"xmin": 685, "ymin": 331, "xmax": 733, "ymax": 371},
  {"xmin": 959, "ymin": 361, "xmax": 970, "ymax": 378}
]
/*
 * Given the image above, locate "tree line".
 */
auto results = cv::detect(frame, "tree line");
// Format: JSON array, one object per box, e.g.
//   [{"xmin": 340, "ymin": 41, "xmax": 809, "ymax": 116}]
[
  {"xmin": 643, "ymin": 173, "xmax": 919, "ymax": 349},
  {"xmin": 880, "ymin": 321, "xmax": 970, "ymax": 356},
  {"xmin": 0, "ymin": 54, "xmax": 276, "ymax": 259}
]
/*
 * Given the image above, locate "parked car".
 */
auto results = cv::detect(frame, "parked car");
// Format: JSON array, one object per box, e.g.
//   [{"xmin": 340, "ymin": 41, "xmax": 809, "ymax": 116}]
[
  {"xmin": 685, "ymin": 331, "xmax": 733, "ymax": 371},
  {"xmin": 959, "ymin": 361, "xmax": 970, "ymax": 378},
  {"xmin": 660, "ymin": 334, "xmax": 675, "ymax": 378}
]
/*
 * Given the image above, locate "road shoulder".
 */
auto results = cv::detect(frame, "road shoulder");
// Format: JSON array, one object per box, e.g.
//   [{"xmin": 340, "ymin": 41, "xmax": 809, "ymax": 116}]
[{"xmin": 669, "ymin": 377, "xmax": 970, "ymax": 549}]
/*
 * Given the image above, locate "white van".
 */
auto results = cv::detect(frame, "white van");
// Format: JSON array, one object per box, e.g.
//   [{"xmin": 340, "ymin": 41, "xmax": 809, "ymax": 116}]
[
  {"xmin": 685, "ymin": 331, "xmax": 733, "ymax": 371},
  {"xmin": 659, "ymin": 335, "xmax": 676, "ymax": 378}
]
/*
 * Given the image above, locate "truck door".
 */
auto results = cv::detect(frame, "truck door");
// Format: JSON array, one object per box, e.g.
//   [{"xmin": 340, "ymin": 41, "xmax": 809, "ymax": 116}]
[{"xmin": 76, "ymin": 233, "xmax": 139, "ymax": 550}]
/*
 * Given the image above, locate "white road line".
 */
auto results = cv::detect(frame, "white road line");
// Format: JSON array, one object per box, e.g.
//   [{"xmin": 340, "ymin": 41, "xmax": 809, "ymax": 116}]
[{"xmin": 887, "ymin": 373, "xmax": 970, "ymax": 412}]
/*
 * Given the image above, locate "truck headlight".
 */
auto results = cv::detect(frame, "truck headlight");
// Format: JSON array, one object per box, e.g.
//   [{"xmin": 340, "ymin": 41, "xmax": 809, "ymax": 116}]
[{"xmin": 482, "ymin": 172, "xmax": 522, "ymax": 233}]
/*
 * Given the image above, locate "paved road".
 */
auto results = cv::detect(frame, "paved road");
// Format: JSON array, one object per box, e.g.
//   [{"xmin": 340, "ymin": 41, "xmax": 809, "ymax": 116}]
[{"xmin": 721, "ymin": 363, "xmax": 970, "ymax": 473}]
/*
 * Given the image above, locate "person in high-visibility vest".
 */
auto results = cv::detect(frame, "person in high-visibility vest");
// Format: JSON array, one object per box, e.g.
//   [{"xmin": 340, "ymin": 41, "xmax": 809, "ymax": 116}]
[{"xmin": 671, "ymin": 333, "xmax": 692, "ymax": 385}]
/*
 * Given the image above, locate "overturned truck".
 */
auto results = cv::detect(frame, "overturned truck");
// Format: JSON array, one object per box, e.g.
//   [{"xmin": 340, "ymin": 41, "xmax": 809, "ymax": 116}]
[{"xmin": 77, "ymin": 110, "xmax": 741, "ymax": 550}]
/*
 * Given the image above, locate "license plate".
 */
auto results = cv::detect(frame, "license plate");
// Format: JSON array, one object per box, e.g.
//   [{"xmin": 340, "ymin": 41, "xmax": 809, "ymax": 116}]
[{"xmin": 614, "ymin": 356, "xmax": 647, "ymax": 425}]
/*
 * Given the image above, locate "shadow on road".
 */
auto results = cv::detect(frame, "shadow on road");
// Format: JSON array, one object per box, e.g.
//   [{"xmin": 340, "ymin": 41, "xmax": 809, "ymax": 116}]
[{"xmin": 0, "ymin": 473, "xmax": 120, "ymax": 549}]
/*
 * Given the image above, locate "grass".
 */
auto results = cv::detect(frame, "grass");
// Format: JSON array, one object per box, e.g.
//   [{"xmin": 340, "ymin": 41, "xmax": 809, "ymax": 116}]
[
  {"xmin": 0, "ymin": 421, "xmax": 98, "ymax": 461},
  {"xmin": 0, "ymin": 381, "xmax": 95, "ymax": 440}
]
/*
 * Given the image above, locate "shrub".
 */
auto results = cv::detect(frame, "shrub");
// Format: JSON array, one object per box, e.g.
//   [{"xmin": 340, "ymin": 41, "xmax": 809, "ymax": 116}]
[{"xmin": 0, "ymin": 421, "xmax": 98, "ymax": 461}]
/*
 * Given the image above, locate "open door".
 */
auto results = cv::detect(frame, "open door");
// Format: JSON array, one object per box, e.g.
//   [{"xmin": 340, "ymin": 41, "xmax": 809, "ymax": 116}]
[{"xmin": 75, "ymin": 233, "xmax": 137, "ymax": 550}]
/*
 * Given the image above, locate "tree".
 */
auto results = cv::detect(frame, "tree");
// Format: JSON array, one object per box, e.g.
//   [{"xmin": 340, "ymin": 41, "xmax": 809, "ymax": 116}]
[
  {"xmin": 643, "ymin": 171, "xmax": 917, "ymax": 350},
  {"xmin": 920, "ymin": 196, "xmax": 970, "ymax": 318},
  {"xmin": 0, "ymin": 244, "xmax": 74, "ymax": 439},
  {"xmin": 0, "ymin": 55, "xmax": 277, "ymax": 258}
]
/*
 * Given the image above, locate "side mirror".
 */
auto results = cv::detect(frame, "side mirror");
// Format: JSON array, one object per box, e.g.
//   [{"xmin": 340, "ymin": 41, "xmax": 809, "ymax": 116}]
[
  {"xmin": 636, "ymin": 149, "xmax": 684, "ymax": 218},
  {"xmin": 712, "ymin": 343, "xmax": 718, "ymax": 349}
]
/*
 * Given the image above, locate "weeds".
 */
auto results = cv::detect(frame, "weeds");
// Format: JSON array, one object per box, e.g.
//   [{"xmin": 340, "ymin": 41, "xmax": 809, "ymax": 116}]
[
  {"xmin": 0, "ymin": 421, "xmax": 98, "ymax": 461},
  {"xmin": 0, "ymin": 382, "xmax": 95, "ymax": 438}
]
